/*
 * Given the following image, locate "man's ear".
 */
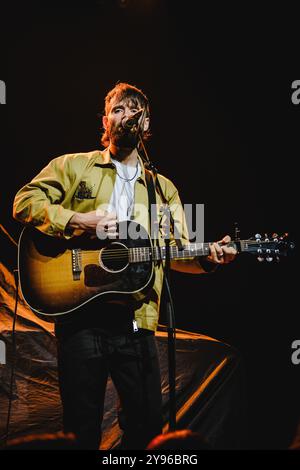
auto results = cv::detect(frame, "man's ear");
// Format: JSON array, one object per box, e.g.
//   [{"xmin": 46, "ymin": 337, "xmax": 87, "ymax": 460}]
[
  {"xmin": 143, "ymin": 117, "xmax": 150, "ymax": 132},
  {"xmin": 102, "ymin": 116, "xmax": 108, "ymax": 130}
]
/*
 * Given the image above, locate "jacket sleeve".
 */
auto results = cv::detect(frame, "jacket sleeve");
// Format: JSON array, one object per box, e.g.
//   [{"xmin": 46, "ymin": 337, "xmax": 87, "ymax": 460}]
[
  {"xmin": 13, "ymin": 155, "xmax": 76, "ymax": 238},
  {"xmin": 160, "ymin": 177, "xmax": 190, "ymax": 247}
]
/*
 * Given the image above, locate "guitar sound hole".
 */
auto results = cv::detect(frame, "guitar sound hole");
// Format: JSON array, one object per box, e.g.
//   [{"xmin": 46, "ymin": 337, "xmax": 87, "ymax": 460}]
[{"xmin": 99, "ymin": 242, "xmax": 129, "ymax": 273}]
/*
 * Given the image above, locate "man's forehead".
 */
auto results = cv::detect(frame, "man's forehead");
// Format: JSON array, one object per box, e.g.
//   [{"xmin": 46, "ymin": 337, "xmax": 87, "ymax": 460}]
[{"xmin": 110, "ymin": 96, "xmax": 140, "ymax": 110}]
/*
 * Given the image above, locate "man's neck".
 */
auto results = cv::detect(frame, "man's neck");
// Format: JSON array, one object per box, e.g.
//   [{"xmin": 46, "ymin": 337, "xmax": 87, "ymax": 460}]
[{"xmin": 109, "ymin": 144, "xmax": 138, "ymax": 166}]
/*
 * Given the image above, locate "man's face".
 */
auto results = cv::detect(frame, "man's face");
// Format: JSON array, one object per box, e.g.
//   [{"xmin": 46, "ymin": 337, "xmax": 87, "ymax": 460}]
[{"xmin": 103, "ymin": 97, "xmax": 149, "ymax": 148}]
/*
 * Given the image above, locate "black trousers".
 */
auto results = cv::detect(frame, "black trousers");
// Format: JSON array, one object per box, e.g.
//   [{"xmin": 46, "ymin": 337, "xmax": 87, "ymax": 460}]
[{"xmin": 55, "ymin": 312, "xmax": 163, "ymax": 450}]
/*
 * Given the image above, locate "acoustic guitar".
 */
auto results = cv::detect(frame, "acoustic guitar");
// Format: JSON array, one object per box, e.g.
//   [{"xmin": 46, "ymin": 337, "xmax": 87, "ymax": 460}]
[{"xmin": 17, "ymin": 221, "xmax": 294, "ymax": 320}]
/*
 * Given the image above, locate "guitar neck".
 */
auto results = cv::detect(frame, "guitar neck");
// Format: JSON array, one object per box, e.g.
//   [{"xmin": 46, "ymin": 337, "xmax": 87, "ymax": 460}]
[{"xmin": 129, "ymin": 240, "xmax": 244, "ymax": 263}]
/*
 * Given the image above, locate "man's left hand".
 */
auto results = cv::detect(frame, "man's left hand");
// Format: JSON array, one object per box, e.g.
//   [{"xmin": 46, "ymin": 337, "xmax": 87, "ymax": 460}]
[{"xmin": 206, "ymin": 235, "xmax": 237, "ymax": 265}]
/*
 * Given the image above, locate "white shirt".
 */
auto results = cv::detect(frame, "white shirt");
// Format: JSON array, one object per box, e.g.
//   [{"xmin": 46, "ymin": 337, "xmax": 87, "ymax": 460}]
[{"xmin": 108, "ymin": 158, "xmax": 141, "ymax": 221}]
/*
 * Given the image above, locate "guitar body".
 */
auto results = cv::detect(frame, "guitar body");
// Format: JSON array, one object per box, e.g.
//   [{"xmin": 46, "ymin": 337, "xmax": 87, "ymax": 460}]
[{"xmin": 18, "ymin": 221, "xmax": 154, "ymax": 319}]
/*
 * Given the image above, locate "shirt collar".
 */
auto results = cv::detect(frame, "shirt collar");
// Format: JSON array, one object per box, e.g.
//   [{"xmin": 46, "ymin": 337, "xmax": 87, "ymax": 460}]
[{"xmin": 94, "ymin": 148, "xmax": 147, "ymax": 186}]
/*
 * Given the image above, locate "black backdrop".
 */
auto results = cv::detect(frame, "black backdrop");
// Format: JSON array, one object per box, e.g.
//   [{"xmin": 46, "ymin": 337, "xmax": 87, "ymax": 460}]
[{"xmin": 0, "ymin": 1, "xmax": 299, "ymax": 449}]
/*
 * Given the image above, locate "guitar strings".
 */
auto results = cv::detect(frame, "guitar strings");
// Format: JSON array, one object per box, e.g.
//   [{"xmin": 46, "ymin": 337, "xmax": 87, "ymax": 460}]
[
  {"xmin": 81, "ymin": 250, "xmax": 208, "ymax": 261},
  {"xmin": 78, "ymin": 243, "xmax": 210, "ymax": 255},
  {"xmin": 81, "ymin": 247, "xmax": 206, "ymax": 256},
  {"xmin": 78, "ymin": 239, "xmax": 271, "ymax": 255},
  {"xmin": 79, "ymin": 240, "xmax": 276, "ymax": 261}
]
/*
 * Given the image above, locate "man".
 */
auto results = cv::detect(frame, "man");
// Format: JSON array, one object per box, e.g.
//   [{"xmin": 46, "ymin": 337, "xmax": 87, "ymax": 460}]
[{"xmin": 13, "ymin": 82, "xmax": 236, "ymax": 449}]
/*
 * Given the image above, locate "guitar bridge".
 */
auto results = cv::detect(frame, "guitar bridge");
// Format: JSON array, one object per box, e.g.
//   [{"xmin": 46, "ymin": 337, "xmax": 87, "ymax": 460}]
[{"xmin": 72, "ymin": 249, "xmax": 82, "ymax": 280}]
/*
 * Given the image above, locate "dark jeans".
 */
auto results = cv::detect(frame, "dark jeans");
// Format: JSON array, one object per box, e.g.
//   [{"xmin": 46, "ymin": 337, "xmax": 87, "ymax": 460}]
[{"xmin": 55, "ymin": 310, "xmax": 163, "ymax": 450}]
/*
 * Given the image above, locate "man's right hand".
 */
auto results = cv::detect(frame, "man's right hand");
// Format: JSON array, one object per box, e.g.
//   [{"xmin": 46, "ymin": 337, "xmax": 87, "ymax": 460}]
[{"xmin": 68, "ymin": 210, "xmax": 118, "ymax": 238}]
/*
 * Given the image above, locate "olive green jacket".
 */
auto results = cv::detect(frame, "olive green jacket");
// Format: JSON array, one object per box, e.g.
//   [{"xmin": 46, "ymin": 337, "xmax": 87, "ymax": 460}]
[{"xmin": 13, "ymin": 148, "xmax": 192, "ymax": 331}]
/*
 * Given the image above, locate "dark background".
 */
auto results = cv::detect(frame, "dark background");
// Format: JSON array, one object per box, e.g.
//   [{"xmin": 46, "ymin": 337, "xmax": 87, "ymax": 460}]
[{"xmin": 0, "ymin": 0, "xmax": 299, "ymax": 449}]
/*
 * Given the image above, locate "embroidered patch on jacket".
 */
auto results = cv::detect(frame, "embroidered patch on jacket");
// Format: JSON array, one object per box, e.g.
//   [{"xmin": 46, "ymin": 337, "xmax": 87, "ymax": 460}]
[{"xmin": 75, "ymin": 181, "xmax": 96, "ymax": 199}]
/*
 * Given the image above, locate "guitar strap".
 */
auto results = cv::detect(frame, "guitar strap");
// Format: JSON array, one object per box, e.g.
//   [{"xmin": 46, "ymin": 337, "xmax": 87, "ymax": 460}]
[{"xmin": 144, "ymin": 168, "xmax": 184, "ymax": 252}]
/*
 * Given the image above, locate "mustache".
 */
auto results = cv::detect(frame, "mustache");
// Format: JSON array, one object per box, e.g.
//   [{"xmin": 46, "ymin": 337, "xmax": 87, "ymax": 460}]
[
  {"xmin": 110, "ymin": 121, "xmax": 127, "ymax": 136},
  {"xmin": 109, "ymin": 122, "xmax": 138, "ymax": 146}
]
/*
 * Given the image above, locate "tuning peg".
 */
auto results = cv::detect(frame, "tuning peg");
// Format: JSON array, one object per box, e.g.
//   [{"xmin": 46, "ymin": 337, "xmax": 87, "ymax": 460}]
[
  {"xmin": 276, "ymin": 256, "xmax": 280, "ymax": 263},
  {"xmin": 272, "ymin": 233, "xmax": 278, "ymax": 239},
  {"xmin": 280, "ymin": 232, "xmax": 289, "ymax": 240},
  {"xmin": 255, "ymin": 233, "xmax": 262, "ymax": 240},
  {"xmin": 264, "ymin": 233, "xmax": 269, "ymax": 241},
  {"xmin": 265, "ymin": 249, "xmax": 273, "ymax": 262},
  {"xmin": 257, "ymin": 248, "xmax": 264, "ymax": 262}
]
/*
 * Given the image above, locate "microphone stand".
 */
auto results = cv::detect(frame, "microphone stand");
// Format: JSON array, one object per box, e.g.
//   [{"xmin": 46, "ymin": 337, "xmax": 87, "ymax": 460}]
[{"xmin": 135, "ymin": 128, "xmax": 183, "ymax": 432}]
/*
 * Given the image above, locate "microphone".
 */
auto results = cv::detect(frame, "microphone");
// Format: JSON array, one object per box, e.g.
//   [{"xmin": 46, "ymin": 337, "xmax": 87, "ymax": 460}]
[{"xmin": 122, "ymin": 108, "xmax": 144, "ymax": 130}]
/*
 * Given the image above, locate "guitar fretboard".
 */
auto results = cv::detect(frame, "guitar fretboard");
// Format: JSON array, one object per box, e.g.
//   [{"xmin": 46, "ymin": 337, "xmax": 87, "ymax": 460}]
[
  {"xmin": 128, "ymin": 241, "xmax": 241, "ymax": 263},
  {"xmin": 81, "ymin": 237, "xmax": 289, "ymax": 266}
]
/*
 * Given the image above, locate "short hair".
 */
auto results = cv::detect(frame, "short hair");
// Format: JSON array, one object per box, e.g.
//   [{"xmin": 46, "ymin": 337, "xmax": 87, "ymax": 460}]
[{"xmin": 101, "ymin": 82, "xmax": 150, "ymax": 147}]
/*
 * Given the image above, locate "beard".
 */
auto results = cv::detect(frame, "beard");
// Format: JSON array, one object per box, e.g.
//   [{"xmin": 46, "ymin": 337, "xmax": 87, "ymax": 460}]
[{"xmin": 108, "ymin": 121, "xmax": 139, "ymax": 149}]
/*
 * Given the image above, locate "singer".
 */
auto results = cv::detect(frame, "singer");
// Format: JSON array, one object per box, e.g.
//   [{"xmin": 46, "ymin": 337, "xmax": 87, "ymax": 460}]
[{"xmin": 13, "ymin": 82, "xmax": 237, "ymax": 449}]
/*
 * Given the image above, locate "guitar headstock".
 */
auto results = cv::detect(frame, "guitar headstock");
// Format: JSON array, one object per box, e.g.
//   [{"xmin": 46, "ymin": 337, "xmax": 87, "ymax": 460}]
[{"xmin": 244, "ymin": 233, "xmax": 295, "ymax": 262}]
